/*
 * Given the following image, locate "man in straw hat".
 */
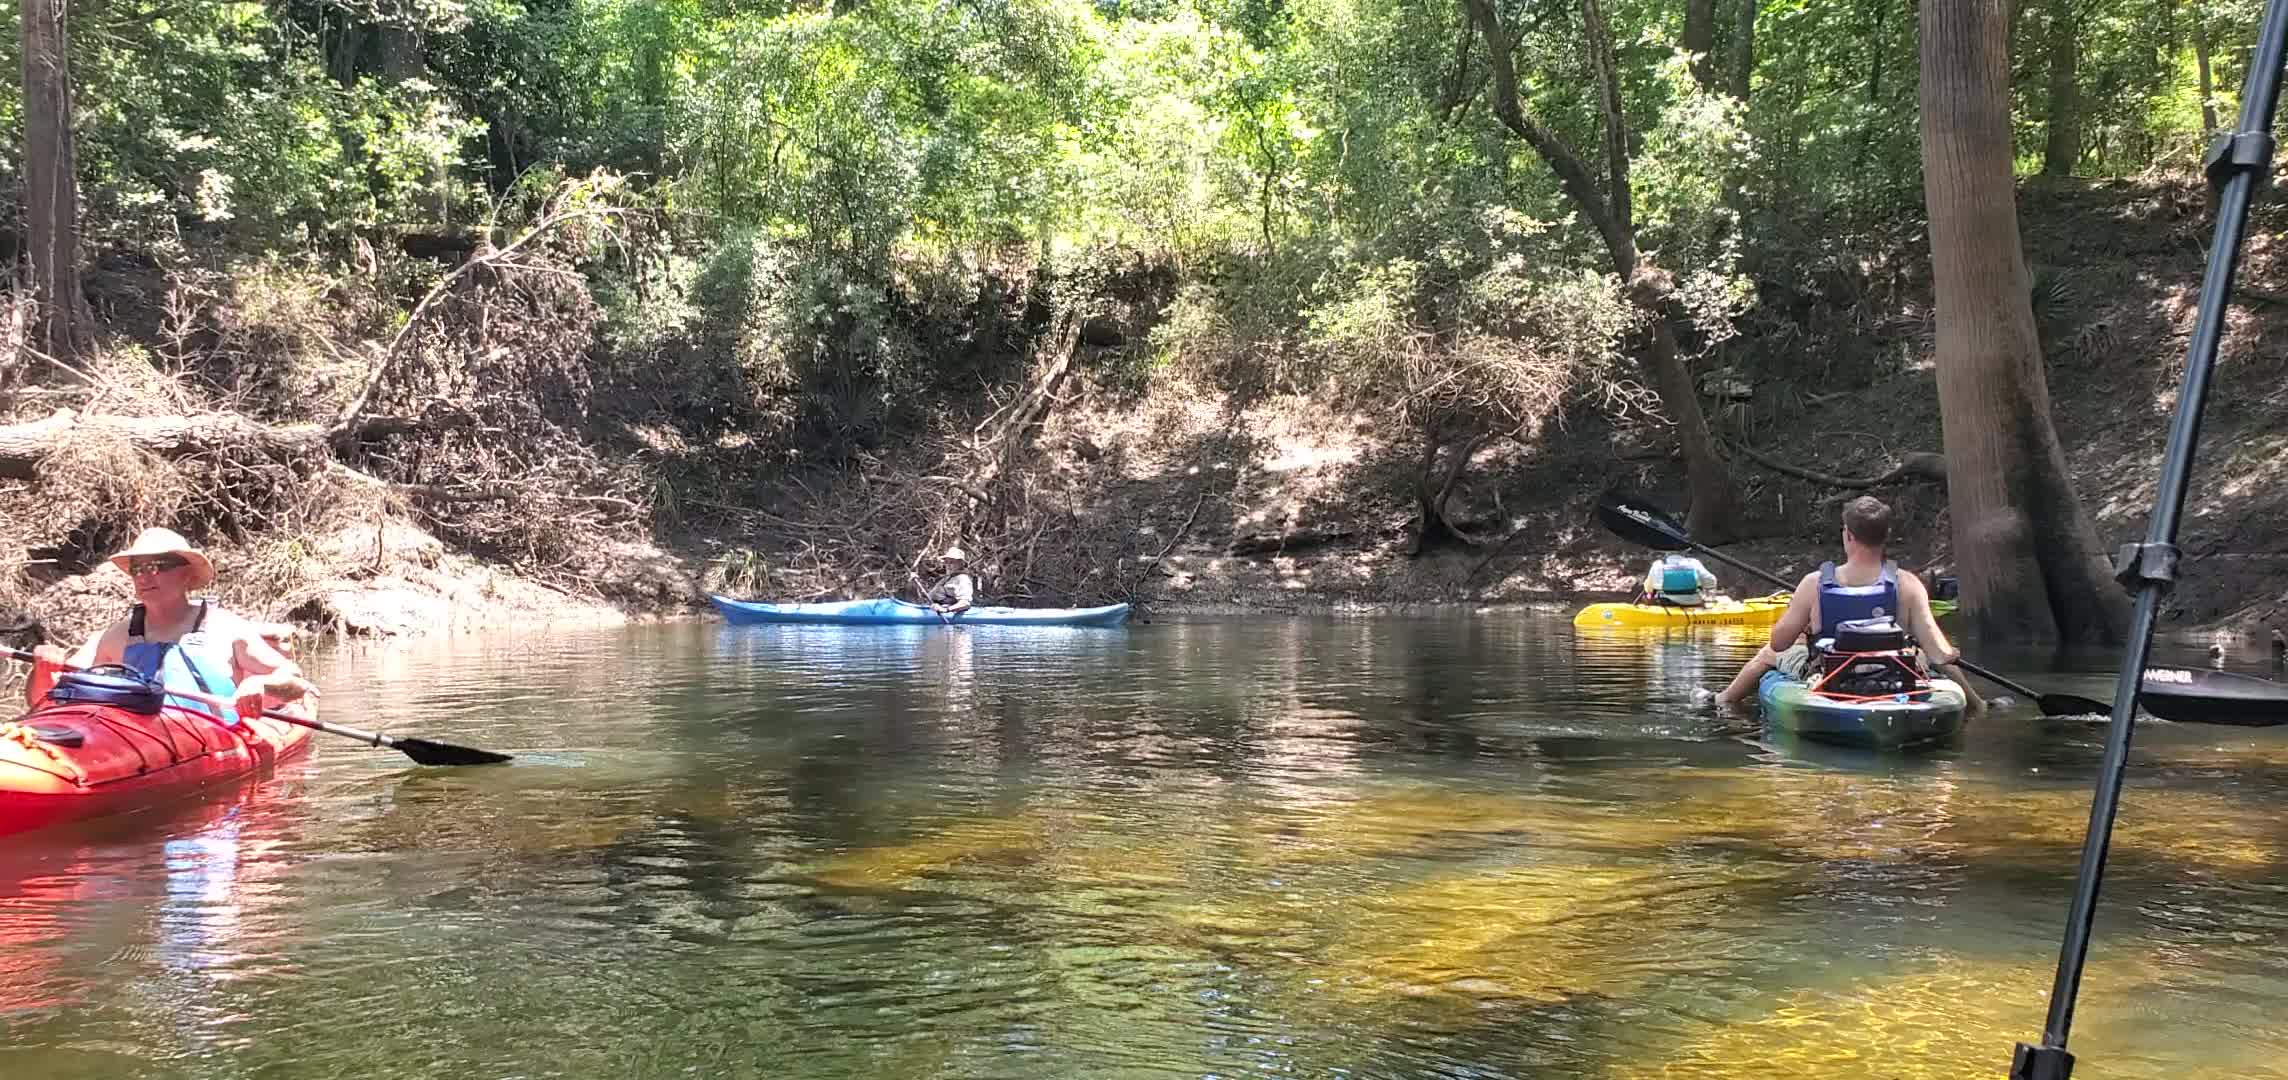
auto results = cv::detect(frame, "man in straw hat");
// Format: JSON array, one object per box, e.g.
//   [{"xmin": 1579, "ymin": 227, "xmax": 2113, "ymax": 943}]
[
  {"xmin": 925, "ymin": 546, "xmax": 976, "ymax": 616},
  {"xmin": 25, "ymin": 527, "xmax": 318, "ymax": 724}
]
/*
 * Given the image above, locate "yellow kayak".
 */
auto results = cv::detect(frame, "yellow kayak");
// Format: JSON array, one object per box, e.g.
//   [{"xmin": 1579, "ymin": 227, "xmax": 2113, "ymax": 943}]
[{"xmin": 1572, "ymin": 594, "xmax": 1958, "ymax": 629}]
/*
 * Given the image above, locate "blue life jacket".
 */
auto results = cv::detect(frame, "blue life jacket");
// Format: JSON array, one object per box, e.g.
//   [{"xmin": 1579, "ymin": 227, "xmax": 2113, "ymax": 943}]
[
  {"xmin": 1659, "ymin": 567, "xmax": 1701, "ymax": 594},
  {"xmin": 123, "ymin": 601, "xmax": 241, "ymax": 725},
  {"xmin": 1815, "ymin": 561, "xmax": 1899, "ymax": 642}
]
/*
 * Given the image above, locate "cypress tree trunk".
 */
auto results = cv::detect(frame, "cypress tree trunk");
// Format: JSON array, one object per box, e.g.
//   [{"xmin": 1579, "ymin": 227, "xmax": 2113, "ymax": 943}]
[
  {"xmin": 1920, "ymin": 0, "xmax": 2127, "ymax": 642},
  {"xmin": 2041, "ymin": 0, "xmax": 2084, "ymax": 176},
  {"xmin": 17, "ymin": 0, "xmax": 97, "ymax": 369},
  {"xmin": 1729, "ymin": 0, "xmax": 1757, "ymax": 101},
  {"xmin": 1683, "ymin": 0, "xmax": 1718, "ymax": 89}
]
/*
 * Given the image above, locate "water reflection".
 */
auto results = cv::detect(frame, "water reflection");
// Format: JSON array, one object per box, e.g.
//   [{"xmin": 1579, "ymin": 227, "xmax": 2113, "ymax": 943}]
[
  {"xmin": 0, "ymin": 767, "xmax": 316, "ymax": 1038},
  {"xmin": 2, "ymin": 614, "xmax": 2287, "ymax": 1079}
]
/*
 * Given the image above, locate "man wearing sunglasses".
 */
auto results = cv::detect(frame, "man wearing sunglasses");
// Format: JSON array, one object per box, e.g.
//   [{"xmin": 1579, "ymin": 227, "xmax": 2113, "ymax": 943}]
[{"xmin": 25, "ymin": 528, "xmax": 318, "ymax": 724}]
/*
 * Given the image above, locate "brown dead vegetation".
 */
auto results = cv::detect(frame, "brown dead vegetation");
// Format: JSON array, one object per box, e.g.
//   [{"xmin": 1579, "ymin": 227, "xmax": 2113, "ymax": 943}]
[{"xmin": 0, "ymin": 175, "xmax": 675, "ymax": 663}]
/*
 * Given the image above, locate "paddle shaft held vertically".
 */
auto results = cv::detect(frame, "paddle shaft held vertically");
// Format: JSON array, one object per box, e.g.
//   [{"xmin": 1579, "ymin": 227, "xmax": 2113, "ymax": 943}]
[{"xmin": 2011, "ymin": 2, "xmax": 2288, "ymax": 1075}]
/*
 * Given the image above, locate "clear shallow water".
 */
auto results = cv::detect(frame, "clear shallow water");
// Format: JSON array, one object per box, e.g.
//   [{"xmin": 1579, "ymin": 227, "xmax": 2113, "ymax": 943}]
[{"xmin": 4, "ymin": 610, "xmax": 2288, "ymax": 1078}]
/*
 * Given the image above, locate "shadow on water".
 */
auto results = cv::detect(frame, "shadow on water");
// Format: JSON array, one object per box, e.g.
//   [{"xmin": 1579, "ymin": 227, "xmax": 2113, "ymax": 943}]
[{"xmin": 7, "ymin": 612, "xmax": 2288, "ymax": 1078}]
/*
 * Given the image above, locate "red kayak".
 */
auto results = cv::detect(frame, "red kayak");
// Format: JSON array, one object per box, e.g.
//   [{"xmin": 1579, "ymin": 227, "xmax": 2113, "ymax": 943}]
[{"xmin": 0, "ymin": 693, "xmax": 314, "ymax": 839}]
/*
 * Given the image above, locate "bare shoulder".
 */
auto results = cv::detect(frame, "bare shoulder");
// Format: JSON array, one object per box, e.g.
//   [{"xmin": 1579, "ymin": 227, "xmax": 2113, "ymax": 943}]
[
  {"xmin": 1896, "ymin": 569, "xmax": 1930, "ymax": 597},
  {"xmin": 1782, "ymin": 572, "xmax": 1819, "ymax": 611},
  {"xmin": 84, "ymin": 620, "xmax": 130, "ymax": 664}
]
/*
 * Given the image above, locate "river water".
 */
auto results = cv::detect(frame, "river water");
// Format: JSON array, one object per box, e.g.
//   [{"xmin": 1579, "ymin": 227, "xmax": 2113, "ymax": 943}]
[{"xmin": 5, "ymin": 610, "xmax": 2288, "ymax": 1078}]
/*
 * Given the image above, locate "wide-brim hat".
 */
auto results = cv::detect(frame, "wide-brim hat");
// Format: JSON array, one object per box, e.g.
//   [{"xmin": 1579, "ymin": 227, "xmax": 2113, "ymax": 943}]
[
  {"xmin": 941, "ymin": 546, "xmax": 967, "ymax": 562},
  {"xmin": 109, "ymin": 527, "xmax": 216, "ymax": 589}
]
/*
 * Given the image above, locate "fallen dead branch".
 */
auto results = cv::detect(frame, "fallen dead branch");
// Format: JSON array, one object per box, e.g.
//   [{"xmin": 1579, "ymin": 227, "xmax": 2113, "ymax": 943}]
[
  {"xmin": 0, "ymin": 408, "xmax": 325, "ymax": 480},
  {"xmin": 1119, "ymin": 489, "xmax": 1212, "ymax": 596},
  {"xmin": 1726, "ymin": 440, "xmax": 1947, "ymax": 489},
  {"xmin": 328, "ymin": 172, "xmax": 631, "ymax": 449},
  {"xmin": 1228, "ymin": 526, "xmax": 1359, "ymax": 557}
]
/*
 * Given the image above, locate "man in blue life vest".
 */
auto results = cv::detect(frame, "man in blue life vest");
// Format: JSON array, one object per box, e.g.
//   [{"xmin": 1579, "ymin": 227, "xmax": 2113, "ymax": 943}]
[
  {"xmin": 1641, "ymin": 552, "xmax": 1725, "ymax": 606},
  {"xmin": 1705, "ymin": 496, "xmax": 1980, "ymax": 712},
  {"xmin": 24, "ymin": 528, "xmax": 318, "ymax": 723}
]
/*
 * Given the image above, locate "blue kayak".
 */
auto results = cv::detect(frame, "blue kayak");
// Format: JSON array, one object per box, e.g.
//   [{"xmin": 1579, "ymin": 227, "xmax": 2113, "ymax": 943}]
[
  {"xmin": 1757, "ymin": 669, "xmax": 1967, "ymax": 750},
  {"xmin": 708, "ymin": 594, "xmax": 1131, "ymax": 628}
]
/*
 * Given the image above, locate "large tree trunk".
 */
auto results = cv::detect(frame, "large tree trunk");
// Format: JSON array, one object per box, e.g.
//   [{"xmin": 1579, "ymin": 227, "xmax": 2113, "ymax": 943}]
[
  {"xmin": 1854, "ymin": 0, "xmax": 1890, "ymax": 177},
  {"xmin": 1683, "ymin": 0, "xmax": 1719, "ymax": 90},
  {"xmin": 18, "ymin": 0, "xmax": 97, "ymax": 368},
  {"xmin": 1460, "ymin": 0, "xmax": 1741, "ymax": 538},
  {"xmin": 1632, "ymin": 270, "xmax": 1738, "ymax": 538},
  {"xmin": 378, "ymin": 25, "xmax": 425, "ymax": 81},
  {"xmin": 2040, "ymin": 0, "xmax": 2083, "ymax": 176},
  {"xmin": 1729, "ymin": 0, "xmax": 1757, "ymax": 101},
  {"xmin": 1919, "ymin": 0, "xmax": 2127, "ymax": 643},
  {"xmin": 327, "ymin": 20, "xmax": 367, "ymax": 86}
]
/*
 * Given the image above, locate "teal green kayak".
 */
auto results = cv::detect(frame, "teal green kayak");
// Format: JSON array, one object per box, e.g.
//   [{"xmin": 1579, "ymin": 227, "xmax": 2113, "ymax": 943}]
[
  {"xmin": 708, "ymin": 594, "xmax": 1131, "ymax": 628},
  {"xmin": 1757, "ymin": 669, "xmax": 1967, "ymax": 750}
]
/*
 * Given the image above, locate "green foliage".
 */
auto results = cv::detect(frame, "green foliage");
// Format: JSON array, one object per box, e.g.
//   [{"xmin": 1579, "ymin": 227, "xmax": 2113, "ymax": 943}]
[
  {"xmin": 31, "ymin": 0, "xmax": 490, "ymax": 245},
  {"xmin": 14, "ymin": 0, "xmax": 2246, "ymax": 453},
  {"xmin": 2010, "ymin": 0, "xmax": 2263, "ymax": 175},
  {"xmin": 1633, "ymin": 52, "xmax": 1751, "ymax": 260},
  {"xmin": 1066, "ymin": 10, "xmax": 1258, "ymax": 254},
  {"xmin": 1302, "ymin": 227, "xmax": 1636, "ymax": 438},
  {"xmin": 25, "ymin": 0, "xmax": 2239, "ymax": 253}
]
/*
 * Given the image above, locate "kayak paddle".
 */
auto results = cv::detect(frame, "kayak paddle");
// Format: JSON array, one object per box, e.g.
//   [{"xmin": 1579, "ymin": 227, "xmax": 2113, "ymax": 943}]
[
  {"xmin": 5, "ymin": 646, "xmax": 513, "ymax": 766},
  {"xmin": 908, "ymin": 570, "xmax": 952, "ymax": 625},
  {"xmin": 2020, "ymin": 13, "xmax": 2288, "ymax": 1067},
  {"xmin": 1593, "ymin": 489, "xmax": 2114, "ymax": 717},
  {"xmin": 2137, "ymin": 666, "xmax": 2288, "ymax": 727}
]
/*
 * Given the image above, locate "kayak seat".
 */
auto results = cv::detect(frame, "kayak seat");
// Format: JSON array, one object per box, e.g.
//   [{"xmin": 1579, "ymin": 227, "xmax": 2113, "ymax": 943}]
[
  {"xmin": 1812, "ymin": 618, "xmax": 1929, "ymax": 698},
  {"xmin": 1830, "ymin": 617, "xmax": 1909, "ymax": 654}
]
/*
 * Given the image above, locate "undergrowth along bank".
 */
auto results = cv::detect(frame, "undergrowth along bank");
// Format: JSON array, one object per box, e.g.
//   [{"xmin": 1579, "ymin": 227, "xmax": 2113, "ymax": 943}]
[{"xmin": 7, "ymin": 175, "xmax": 2288, "ymax": 657}]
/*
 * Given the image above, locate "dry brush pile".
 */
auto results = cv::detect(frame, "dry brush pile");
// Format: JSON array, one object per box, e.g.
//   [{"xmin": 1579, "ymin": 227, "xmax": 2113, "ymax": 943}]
[
  {"xmin": 0, "ymin": 173, "xmax": 674, "ymax": 652},
  {"xmin": 693, "ymin": 308, "xmax": 1189, "ymax": 610}
]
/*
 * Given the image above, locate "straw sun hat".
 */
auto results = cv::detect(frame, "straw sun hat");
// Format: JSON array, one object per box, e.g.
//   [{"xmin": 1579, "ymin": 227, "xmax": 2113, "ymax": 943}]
[{"xmin": 108, "ymin": 528, "xmax": 216, "ymax": 589}]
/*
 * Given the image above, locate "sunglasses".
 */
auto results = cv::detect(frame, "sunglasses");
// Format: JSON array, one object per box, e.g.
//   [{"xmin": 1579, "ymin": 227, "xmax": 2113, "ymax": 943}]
[{"xmin": 126, "ymin": 556, "xmax": 189, "ymax": 575}]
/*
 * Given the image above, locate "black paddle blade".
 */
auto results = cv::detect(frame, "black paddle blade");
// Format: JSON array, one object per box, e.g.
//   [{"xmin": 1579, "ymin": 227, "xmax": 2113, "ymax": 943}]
[
  {"xmin": 390, "ymin": 736, "xmax": 514, "ymax": 767},
  {"xmin": 2138, "ymin": 667, "xmax": 2288, "ymax": 726},
  {"xmin": 1595, "ymin": 490, "xmax": 1693, "ymax": 551},
  {"xmin": 2036, "ymin": 693, "xmax": 2115, "ymax": 719}
]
